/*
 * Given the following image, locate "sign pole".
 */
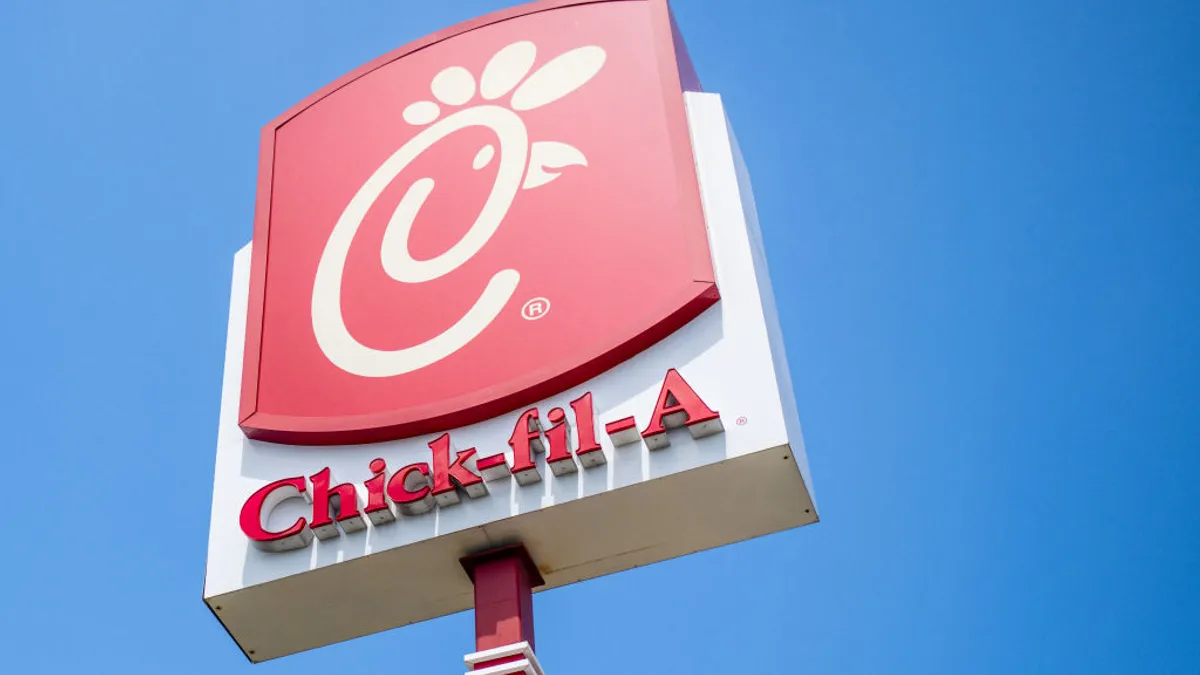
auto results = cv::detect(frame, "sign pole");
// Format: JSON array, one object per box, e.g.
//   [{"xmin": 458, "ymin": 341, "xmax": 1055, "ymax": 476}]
[{"xmin": 460, "ymin": 544, "xmax": 546, "ymax": 675}]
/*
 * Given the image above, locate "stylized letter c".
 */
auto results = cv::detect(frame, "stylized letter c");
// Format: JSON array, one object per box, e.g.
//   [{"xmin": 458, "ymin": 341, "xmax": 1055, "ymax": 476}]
[
  {"xmin": 240, "ymin": 476, "xmax": 312, "ymax": 552},
  {"xmin": 312, "ymin": 105, "xmax": 528, "ymax": 377}
]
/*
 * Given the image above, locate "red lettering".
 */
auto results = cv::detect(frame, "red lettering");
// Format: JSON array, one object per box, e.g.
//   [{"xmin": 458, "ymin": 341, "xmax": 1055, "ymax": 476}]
[
  {"xmin": 243, "ymin": 374, "xmax": 721, "ymax": 552},
  {"xmin": 239, "ymin": 476, "xmax": 313, "ymax": 552},
  {"xmin": 309, "ymin": 467, "xmax": 366, "ymax": 540},
  {"xmin": 387, "ymin": 462, "xmax": 435, "ymax": 515},
  {"xmin": 544, "ymin": 407, "xmax": 578, "ymax": 476},
  {"xmin": 363, "ymin": 458, "xmax": 395, "ymax": 526},
  {"xmin": 507, "ymin": 408, "xmax": 545, "ymax": 486},
  {"xmin": 430, "ymin": 433, "xmax": 487, "ymax": 506},
  {"xmin": 570, "ymin": 391, "xmax": 606, "ymax": 467},
  {"xmin": 641, "ymin": 369, "xmax": 722, "ymax": 449}
]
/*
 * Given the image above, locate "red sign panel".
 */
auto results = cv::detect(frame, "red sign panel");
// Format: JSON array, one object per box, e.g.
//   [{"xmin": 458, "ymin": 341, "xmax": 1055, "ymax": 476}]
[{"xmin": 240, "ymin": 0, "xmax": 716, "ymax": 445}]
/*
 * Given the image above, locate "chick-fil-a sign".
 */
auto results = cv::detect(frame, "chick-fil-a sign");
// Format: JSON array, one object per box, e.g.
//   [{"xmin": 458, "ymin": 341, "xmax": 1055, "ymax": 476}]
[
  {"xmin": 241, "ymin": 369, "xmax": 723, "ymax": 551},
  {"xmin": 239, "ymin": 3, "xmax": 717, "ymax": 446}
]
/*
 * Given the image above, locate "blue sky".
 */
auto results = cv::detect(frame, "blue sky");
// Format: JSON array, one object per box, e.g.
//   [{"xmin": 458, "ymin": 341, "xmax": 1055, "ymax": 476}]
[{"xmin": 1, "ymin": 1, "xmax": 1196, "ymax": 673}]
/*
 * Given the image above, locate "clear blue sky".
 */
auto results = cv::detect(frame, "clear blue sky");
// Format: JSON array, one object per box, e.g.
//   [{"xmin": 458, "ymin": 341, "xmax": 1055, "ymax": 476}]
[{"xmin": 1, "ymin": 1, "xmax": 1196, "ymax": 673}]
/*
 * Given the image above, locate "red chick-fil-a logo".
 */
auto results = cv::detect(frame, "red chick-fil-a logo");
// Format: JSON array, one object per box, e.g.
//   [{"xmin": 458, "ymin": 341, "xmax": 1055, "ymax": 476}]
[
  {"xmin": 240, "ymin": 369, "xmax": 724, "ymax": 551},
  {"xmin": 311, "ymin": 41, "xmax": 606, "ymax": 378}
]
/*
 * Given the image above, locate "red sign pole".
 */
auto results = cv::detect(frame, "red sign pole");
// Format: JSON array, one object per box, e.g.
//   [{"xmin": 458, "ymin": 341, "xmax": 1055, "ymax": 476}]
[{"xmin": 461, "ymin": 544, "xmax": 545, "ymax": 673}]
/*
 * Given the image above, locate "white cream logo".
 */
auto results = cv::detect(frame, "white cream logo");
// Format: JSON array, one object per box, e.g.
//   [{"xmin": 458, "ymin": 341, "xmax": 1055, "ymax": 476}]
[{"xmin": 312, "ymin": 41, "xmax": 606, "ymax": 377}]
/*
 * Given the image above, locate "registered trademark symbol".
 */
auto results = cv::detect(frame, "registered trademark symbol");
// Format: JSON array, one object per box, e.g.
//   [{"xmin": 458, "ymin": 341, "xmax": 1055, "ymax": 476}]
[
  {"xmin": 521, "ymin": 297, "xmax": 550, "ymax": 321},
  {"xmin": 735, "ymin": 416, "xmax": 748, "ymax": 426}
]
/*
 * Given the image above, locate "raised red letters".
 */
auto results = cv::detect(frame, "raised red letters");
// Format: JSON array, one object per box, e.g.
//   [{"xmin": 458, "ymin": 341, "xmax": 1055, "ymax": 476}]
[
  {"xmin": 570, "ymin": 391, "xmax": 606, "ymax": 467},
  {"xmin": 239, "ymin": 476, "xmax": 313, "ymax": 552},
  {"xmin": 363, "ymin": 458, "xmax": 396, "ymax": 526},
  {"xmin": 507, "ymin": 408, "xmax": 545, "ymax": 486},
  {"xmin": 309, "ymin": 467, "xmax": 367, "ymax": 540},
  {"xmin": 387, "ymin": 462, "xmax": 434, "ymax": 516},
  {"xmin": 429, "ymin": 433, "xmax": 487, "ymax": 506},
  {"xmin": 240, "ymin": 373, "xmax": 725, "ymax": 552},
  {"xmin": 544, "ymin": 407, "xmax": 578, "ymax": 477},
  {"xmin": 641, "ymin": 369, "xmax": 723, "ymax": 450}
]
